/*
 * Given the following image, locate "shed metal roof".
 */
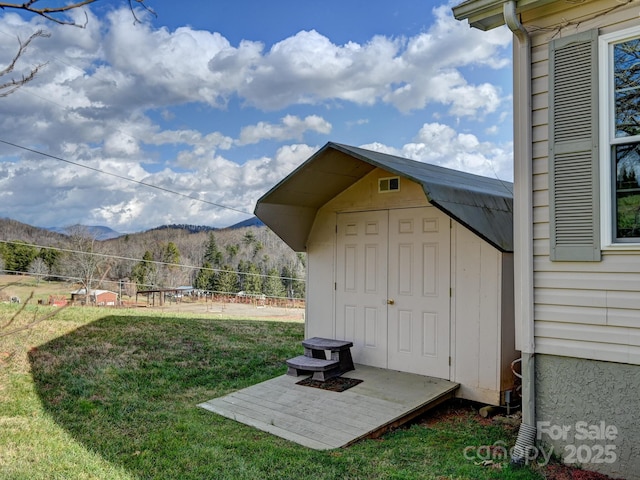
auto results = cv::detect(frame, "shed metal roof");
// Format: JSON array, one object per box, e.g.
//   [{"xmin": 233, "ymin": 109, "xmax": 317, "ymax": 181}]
[
  {"xmin": 71, "ymin": 289, "xmax": 117, "ymax": 296},
  {"xmin": 254, "ymin": 142, "xmax": 513, "ymax": 252}
]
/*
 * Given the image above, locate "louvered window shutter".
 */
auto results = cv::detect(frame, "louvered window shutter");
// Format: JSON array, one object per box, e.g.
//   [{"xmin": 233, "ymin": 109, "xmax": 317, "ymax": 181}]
[{"xmin": 549, "ymin": 29, "xmax": 601, "ymax": 261}]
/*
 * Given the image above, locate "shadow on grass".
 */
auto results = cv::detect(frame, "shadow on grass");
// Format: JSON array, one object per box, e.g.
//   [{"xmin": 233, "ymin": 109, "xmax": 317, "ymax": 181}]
[
  {"xmin": 27, "ymin": 313, "xmax": 549, "ymax": 480},
  {"xmin": 27, "ymin": 314, "xmax": 337, "ymax": 479}
]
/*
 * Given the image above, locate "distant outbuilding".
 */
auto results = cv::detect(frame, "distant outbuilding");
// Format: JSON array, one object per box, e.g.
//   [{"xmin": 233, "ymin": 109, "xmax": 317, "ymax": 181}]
[{"xmin": 70, "ymin": 288, "xmax": 118, "ymax": 306}]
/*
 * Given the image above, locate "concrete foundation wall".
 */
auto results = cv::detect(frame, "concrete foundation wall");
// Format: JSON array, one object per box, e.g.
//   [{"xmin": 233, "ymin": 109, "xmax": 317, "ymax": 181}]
[{"xmin": 535, "ymin": 354, "xmax": 640, "ymax": 479}]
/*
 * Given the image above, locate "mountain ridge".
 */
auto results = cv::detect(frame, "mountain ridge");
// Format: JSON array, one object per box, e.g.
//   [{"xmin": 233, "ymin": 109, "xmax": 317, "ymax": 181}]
[{"xmin": 42, "ymin": 217, "xmax": 264, "ymax": 240}]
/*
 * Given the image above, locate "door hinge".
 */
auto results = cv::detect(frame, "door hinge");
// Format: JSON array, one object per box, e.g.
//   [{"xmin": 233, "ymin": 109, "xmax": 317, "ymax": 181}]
[
  {"xmin": 449, "ymin": 356, "xmax": 452, "ymax": 366},
  {"xmin": 334, "ymin": 282, "xmax": 337, "ymax": 290},
  {"xmin": 449, "ymin": 287, "xmax": 452, "ymax": 297}
]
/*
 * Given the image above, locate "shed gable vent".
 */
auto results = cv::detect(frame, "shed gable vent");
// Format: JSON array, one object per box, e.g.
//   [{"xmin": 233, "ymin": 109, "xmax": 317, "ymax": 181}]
[{"xmin": 379, "ymin": 176, "xmax": 400, "ymax": 193}]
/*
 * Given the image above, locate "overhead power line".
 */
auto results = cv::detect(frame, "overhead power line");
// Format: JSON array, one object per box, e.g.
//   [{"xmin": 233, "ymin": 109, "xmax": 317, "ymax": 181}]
[
  {"xmin": 0, "ymin": 239, "xmax": 305, "ymax": 283},
  {"xmin": 0, "ymin": 138, "xmax": 253, "ymax": 216}
]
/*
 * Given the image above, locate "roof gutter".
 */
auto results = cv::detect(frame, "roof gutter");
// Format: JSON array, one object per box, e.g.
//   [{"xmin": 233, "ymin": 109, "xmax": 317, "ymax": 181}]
[{"xmin": 503, "ymin": 0, "xmax": 537, "ymax": 466}]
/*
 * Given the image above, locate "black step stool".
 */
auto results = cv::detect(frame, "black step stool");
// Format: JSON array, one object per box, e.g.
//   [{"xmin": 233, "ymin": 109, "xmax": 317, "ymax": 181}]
[{"xmin": 286, "ymin": 337, "xmax": 354, "ymax": 381}]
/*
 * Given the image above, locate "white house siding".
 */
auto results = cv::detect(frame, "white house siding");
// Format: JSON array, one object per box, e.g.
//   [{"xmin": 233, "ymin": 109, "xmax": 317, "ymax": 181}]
[
  {"xmin": 524, "ymin": 0, "xmax": 640, "ymax": 366},
  {"xmin": 453, "ymin": 0, "xmax": 640, "ymax": 476},
  {"xmin": 305, "ymin": 167, "xmax": 515, "ymax": 404}
]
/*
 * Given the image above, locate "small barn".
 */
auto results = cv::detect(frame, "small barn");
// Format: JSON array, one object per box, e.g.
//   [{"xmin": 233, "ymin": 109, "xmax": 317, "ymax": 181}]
[
  {"xmin": 255, "ymin": 142, "xmax": 517, "ymax": 405},
  {"xmin": 71, "ymin": 289, "xmax": 118, "ymax": 306}
]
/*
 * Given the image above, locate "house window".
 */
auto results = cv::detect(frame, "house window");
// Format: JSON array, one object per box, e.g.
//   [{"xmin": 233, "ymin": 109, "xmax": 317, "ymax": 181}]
[{"xmin": 600, "ymin": 26, "xmax": 640, "ymax": 246}]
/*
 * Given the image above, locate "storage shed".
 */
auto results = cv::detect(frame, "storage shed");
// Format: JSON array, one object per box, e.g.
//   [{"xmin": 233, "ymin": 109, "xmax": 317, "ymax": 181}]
[
  {"xmin": 70, "ymin": 288, "xmax": 118, "ymax": 306},
  {"xmin": 255, "ymin": 142, "xmax": 517, "ymax": 405}
]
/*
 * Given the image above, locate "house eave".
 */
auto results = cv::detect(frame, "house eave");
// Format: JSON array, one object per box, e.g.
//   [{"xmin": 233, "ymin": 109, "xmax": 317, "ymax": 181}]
[
  {"xmin": 452, "ymin": 0, "xmax": 556, "ymax": 30},
  {"xmin": 452, "ymin": 0, "xmax": 507, "ymax": 31}
]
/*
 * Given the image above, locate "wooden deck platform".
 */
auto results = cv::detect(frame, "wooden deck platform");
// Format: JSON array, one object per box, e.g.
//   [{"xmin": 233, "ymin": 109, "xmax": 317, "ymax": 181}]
[{"xmin": 198, "ymin": 364, "xmax": 459, "ymax": 450}]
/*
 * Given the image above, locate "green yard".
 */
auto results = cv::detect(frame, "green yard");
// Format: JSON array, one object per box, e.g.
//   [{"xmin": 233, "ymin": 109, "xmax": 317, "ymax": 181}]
[{"xmin": 0, "ymin": 303, "xmax": 567, "ymax": 479}]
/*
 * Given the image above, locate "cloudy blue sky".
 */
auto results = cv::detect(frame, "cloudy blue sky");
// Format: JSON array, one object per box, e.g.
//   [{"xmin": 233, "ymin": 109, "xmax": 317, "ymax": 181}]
[{"xmin": 0, "ymin": 0, "xmax": 513, "ymax": 232}]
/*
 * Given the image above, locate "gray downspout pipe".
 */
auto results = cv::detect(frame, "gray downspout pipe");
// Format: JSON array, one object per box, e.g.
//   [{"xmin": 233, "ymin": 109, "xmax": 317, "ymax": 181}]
[{"xmin": 503, "ymin": 0, "xmax": 537, "ymax": 467}]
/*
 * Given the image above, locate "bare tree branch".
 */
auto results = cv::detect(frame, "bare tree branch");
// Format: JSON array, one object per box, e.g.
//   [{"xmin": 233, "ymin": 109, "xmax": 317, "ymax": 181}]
[
  {"xmin": 0, "ymin": 30, "xmax": 49, "ymax": 98},
  {"xmin": 0, "ymin": 0, "xmax": 156, "ymax": 27},
  {"xmin": 0, "ymin": 1, "xmax": 156, "ymax": 98},
  {"xmin": 128, "ymin": 0, "xmax": 156, "ymax": 24},
  {"xmin": 0, "ymin": 0, "xmax": 94, "ymax": 26},
  {"xmin": 0, "ymin": 291, "xmax": 33, "ymax": 331},
  {"xmin": 0, "ymin": 300, "xmax": 69, "ymax": 338}
]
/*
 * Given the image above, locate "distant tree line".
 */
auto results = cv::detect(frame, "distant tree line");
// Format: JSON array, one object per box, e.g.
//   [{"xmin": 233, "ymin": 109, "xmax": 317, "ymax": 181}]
[
  {"xmin": 147, "ymin": 224, "xmax": 217, "ymax": 234},
  {"xmin": 0, "ymin": 241, "xmax": 59, "ymax": 276},
  {"xmin": 0, "ymin": 220, "xmax": 306, "ymax": 300},
  {"xmin": 190, "ymin": 232, "xmax": 305, "ymax": 299}
]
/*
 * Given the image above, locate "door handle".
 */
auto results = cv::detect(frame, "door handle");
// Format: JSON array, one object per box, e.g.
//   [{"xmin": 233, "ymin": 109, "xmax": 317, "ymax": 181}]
[{"xmin": 387, "ymin": 299, "xmax": 395, "ymax": 305}]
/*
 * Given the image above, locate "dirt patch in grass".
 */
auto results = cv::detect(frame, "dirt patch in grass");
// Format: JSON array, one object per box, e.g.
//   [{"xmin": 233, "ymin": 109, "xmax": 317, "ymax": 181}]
[
  {"xmin": 541, "ymin": 464, "xmax": 615, "ymax": 480},
  {"xmin": 144, "ymin": 300, "xmax": 305, "ymax": 322}
]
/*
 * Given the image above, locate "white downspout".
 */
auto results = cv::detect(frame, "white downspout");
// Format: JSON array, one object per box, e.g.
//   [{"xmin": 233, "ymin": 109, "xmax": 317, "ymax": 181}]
[{"xmin": 503, "ymin": 0, "xmax": 537, "ymax": 466}]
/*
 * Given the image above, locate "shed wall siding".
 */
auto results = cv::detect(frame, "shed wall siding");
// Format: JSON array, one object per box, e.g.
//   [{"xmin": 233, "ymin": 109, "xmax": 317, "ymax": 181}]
[
  {"xmin": 451, "ymin": 223, "xmax": 515, "ymax": 405},
  {"xmin": 305, "ymin": 209, "xmax": 337, "ymax": 340},
  {"xmin": 321, "ymin": 167, "xmax": 430, "ymax": 213},
  {"xmin": 524, "ymin": 1, "xmax": 640, "ymax": 364}
]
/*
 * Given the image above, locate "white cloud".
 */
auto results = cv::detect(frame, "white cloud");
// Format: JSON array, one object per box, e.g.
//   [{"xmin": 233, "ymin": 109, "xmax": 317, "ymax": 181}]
[
  {"xmin": 1, "ymin": 3, "xmax": 511, "ymax": 122},
  {"xmin": 102, "ymin": 9, "xmax": 232, "ymax": 107},
  {"xmin": 0, "ymin": 120, "xmax": 511, "ymax": 231},
  {"xmin": 0, "ymin": 4, "xmax": 513, "ymax": 232},
  {"xmin": 0, "ymin": 137, "xmax": 320, "ymax": 231},
  {"xmin": 405, "ymin": 122, "xmax": 512, "ymax": 179},
  {"xmin": 157, "ymin": 130, "xmax": 235, "ymax": 169},
  {"xmin": 204, "ymin": 7, "xmax": 510, "ymax": 114},
  {"xmin": 485, "ymin": 125, "xmax": 500, "ymax": 135},
  {"xmin": 0, "ymin": 4, "xmax": 510, "ymax": 157},
  {"xmin": 402, "ymin": 4, "xmax": 511, "ymax": 71},
  {"xmin": 238, "ymin": 115, "xmax": 331, "ymax": 145},
  {"xmin": 208, "ymin": 19, "xmax": 511, "ymax": 115},
  {"xmin": 347, "ymin": 119, "xmax": 369, "ymax": 127},
  {"xmin": 361, "ymin": 122, "xmax": 512, "ymax": 181},
  {"xmin": 103, "ymin": 131, "xmax": 140, "ymax": 156}
]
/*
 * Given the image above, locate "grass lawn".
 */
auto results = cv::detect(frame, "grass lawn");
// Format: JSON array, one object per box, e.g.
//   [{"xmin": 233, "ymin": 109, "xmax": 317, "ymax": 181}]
[
  {"xmin": 0, "ymin": 303, "xmax": 564, "ymax": 479},
  {"xmin": 0, "ymin": 275, "xmax": 77, "ymax": 305}
]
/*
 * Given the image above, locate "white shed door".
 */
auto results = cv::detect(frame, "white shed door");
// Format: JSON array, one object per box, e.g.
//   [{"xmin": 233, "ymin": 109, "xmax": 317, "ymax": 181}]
[
  {"xmin": 335, "ymin": 210, "xmax": 389, "ymax": 368},
  {"xmin": 335, "ymin": 207, "xmax": 450, "ymax": 379},
  {"xmin": 387, "ymin": 207, "xmax": 450, "ymax": 378}
]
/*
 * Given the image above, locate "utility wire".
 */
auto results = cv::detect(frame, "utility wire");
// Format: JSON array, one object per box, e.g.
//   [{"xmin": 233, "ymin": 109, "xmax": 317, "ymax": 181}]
[
  {"xmin": 1, "ymin": 269, "xmax": 305, "ymax": 303},
  {"xmin": 0, "ymin": 239, "xmax": 305, "ymax": 282},
  {"xmin": 0, "ymin": 138, "xmax": 252, "ymax": 216},
  {"xmin": 2, "ymin": 269, "xmax": 164, "ymax": 290}
]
